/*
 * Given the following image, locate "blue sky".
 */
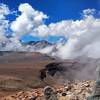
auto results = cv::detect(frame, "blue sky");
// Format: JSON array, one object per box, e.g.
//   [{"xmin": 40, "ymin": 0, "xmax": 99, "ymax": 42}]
[
  {"xmin": 1, "ymin": 0, "xmax": 99, "ymax": 23},
  {"xmin": 0, "ymin": 0, "xmax": 100, "ymax": 43},
  {"xmin": 21, "ymin": 35, "xmax": 67, "ymax": 43}
]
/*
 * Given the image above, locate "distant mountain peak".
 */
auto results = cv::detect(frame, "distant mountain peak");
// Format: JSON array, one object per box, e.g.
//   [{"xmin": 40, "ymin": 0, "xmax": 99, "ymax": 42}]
[{"xmin": 21, "ymin": 40, "xmax": 52, "ymax": 45}]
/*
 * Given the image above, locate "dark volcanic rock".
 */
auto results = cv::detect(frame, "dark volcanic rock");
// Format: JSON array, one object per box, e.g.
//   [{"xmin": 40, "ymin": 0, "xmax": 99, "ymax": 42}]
[{"xmin": 39, "ymin": 58, "xmax": 100, "ymax": 82}]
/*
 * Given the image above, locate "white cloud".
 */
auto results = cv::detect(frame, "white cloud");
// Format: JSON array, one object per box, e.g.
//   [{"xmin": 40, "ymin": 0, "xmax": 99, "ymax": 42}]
[
  {"xmin": 0, "ymin": 4, "xmax": 10, "ymax": 42},
  {"xmin": 2, "ymin": 38, "xmax": 23, "ymax": 51},
  {"xmin": 83, "ymin": 9, "xmax": 96, "ymax": 16},
  {"xmin": 37, "ymin": 46, "xmax": 54, "ymax": 54},
  {"xmin": 0, "ymin": 3, "xmax": 10, "ymax": 19},
  {"xmin": 11, "ymin": 3, "xmax": 48, "ymax": 37},
  {"xmin": 36, "ymin": 14, "xmax": 100, "ymax": 59},
  {"xmin": 0, "ymin": 3, "xmax": 100, "ymax": 60},
  {"xmin": 50, "ymin": 16, "xmax": 100, "ymax": 59}
]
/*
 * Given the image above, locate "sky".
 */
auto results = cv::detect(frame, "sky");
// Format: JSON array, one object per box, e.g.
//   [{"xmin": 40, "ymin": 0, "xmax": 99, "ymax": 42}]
[
  {"xmin": 0, "ymin": 0, "xmax": 100, "ymax": 59},
  {"xmin": 0, "ymin": 0, "xmax": 99, "ymax": 43},
  {"xmin": 1, "ymin": 0, "xmax": 99, "ymax": 23}
]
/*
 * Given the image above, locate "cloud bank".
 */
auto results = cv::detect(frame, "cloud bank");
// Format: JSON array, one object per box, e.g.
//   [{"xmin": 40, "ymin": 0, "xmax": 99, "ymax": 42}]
[
  {"xmin": 0, "ymin": 3, "xmax": 100, "ymax": 59},
  {"xmin": 11, "ymin": 3, "xmax": 48, "ymax": 37}
]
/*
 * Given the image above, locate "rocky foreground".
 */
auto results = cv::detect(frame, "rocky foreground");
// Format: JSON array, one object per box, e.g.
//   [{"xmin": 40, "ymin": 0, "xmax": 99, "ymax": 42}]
[{"xmin": 1, "ymin": 80, "xmax": 95, "ymax": 100}]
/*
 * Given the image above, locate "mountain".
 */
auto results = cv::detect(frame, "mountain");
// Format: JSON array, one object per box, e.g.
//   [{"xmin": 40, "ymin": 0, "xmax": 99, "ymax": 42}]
[
  {"xmin": 21, "ymin": 40, "xmax": 52, "ymax": 50},
  {"xmin": 0, "ymin": 51, "xmax": 53, "ymax": 63},
  {"xmin": 0, "ymin": 51, "xmax": 99, "ymax": 81},
  {"xmin": 0, "ymin": 51, "xmax": 98, "ymax": 83},
  {"xmin": 0, "ymin": 51, "xmax": 99, "ymax": 98}
]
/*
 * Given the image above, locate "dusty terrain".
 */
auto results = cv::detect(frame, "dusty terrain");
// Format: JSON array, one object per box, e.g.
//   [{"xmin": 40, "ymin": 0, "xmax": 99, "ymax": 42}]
[
  {"xmin": 0, "ymin": 51, "xmax": 98, "ymax": 99},
  {"xmin": 0, "ymin": 52, "xmax": 55, "ymax": 98}
]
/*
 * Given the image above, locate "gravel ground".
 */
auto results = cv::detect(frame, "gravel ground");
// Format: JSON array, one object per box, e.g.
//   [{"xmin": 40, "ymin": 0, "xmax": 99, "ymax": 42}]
[{"xmin": 1, "ymin": 80, "xmax": 95, "ymax": 100}]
